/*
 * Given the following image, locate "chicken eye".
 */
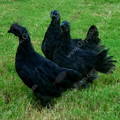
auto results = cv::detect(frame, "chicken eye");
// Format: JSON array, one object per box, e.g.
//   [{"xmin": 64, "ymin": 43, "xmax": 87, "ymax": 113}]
[{"xmin": 22, "ymin": 32, "xmax": 27, "ymax": 40}]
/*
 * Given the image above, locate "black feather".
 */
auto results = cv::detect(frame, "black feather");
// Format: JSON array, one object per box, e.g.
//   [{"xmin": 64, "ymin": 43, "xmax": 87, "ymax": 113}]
[
  {"xmin": 41, "ymin": 10, "xmax": 116, "ymax": 86},
  {"xmin": 8, "ymin": 23, "xmax": 83, "ymax": 106}
]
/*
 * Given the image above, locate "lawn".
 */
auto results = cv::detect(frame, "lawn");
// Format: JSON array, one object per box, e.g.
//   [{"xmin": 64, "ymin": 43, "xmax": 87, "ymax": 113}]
[{"xmin": 0, "ymin": 0, "xmax": 120, "ymax": 120}]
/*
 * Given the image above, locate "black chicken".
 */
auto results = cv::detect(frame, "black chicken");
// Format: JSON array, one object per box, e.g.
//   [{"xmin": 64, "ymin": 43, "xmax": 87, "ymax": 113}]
[
  {"xmin": 41, "ymin": 10, "xmax": 62, "ymax": 60},
  {"xmin": 8, "ymin": 24, "xmax": 84, "ymax": 106},
  {"xmin": 41, "ymin": 10, "xmax": 116, "ymax": 85},
  {"xmin": 41, "ymin": 10, "xmax": 102, "ymax": 61},
  {"xmin": 53, "ymin": 21, "xmax": 116, "ymax": 83}
]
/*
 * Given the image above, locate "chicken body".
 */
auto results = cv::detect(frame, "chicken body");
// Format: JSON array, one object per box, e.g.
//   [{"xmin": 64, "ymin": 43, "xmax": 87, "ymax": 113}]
[
  {"xmin": 42, "ymin": 10, "xmax": 101, "ymax": 61},
  {"xmin": 8, "ymin": 24, "xmax": 83, "ymax": 106},
  {"xmin": 42, "ymin": 11, "xmax": 115, "ymax": 85}
]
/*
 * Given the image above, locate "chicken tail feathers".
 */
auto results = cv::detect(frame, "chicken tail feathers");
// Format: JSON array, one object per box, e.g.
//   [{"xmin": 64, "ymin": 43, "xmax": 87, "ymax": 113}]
[
  {"xmin": 95, "ymin": 49, "xmax": 116, "ymax": 74},
  {"xmin": 85, "ymin": 25, "xmax": 100, "ymax": 45}
]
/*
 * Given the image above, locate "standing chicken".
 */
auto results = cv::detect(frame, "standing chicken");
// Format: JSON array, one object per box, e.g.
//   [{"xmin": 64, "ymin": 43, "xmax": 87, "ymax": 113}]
[
  {"xmin": 41, "ymin": 10, "xmax": 102, "ymax": 61},
  {"xmin": 52, "ymin": 21, "xmax": 116, "ymax": 84},
  {"xmin": 41, "ymin": 10, "xmax": 116, "ymax": 86},
  {"xmin": 8, "ymin": 24, "xmax": 83, "ymax": 106},
  {"xmin": 41, "ymin": 10, "xmax": 62, "ymax": 60}
]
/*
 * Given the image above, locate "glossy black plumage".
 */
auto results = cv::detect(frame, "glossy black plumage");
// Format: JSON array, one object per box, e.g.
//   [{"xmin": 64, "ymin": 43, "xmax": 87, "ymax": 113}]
[
  {"xmin": 8, "ymin": 24, "xmax": 83, "ymax": 106},
  {"xmin": 42, "ymin": 10, "xmax": 102, "ymax": 61},
  {"xmin": 42, "ymin": 10, "xmax": 116, "ymax": 86}
]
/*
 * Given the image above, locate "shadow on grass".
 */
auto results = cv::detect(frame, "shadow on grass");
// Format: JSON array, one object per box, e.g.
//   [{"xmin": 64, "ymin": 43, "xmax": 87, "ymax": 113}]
[
  {"xmin": 28, "ymin": 85, "xmax": 90, "ymax": 110},
  {"xmin": 29, "ymin": 93, "xmax": 57, "ymax": 110}
]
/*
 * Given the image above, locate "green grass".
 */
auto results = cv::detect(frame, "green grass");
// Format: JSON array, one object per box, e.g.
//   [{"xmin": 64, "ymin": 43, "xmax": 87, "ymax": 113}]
[{"xmin": 0, "ymin": 0, "xmax": 120, "ymax": 119}]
